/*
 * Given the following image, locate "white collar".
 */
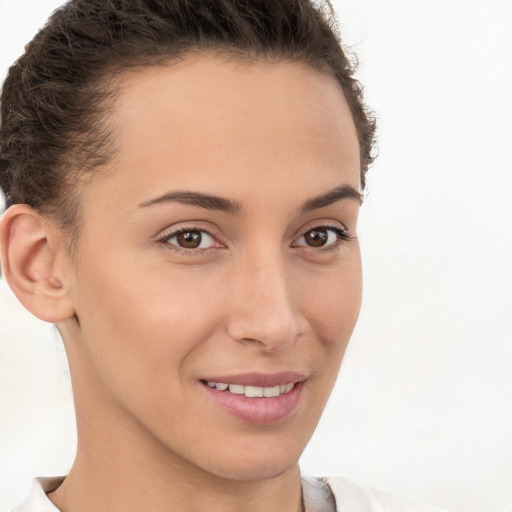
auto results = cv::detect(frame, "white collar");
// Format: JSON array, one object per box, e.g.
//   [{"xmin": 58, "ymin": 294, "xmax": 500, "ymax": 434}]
[{"xmin": 12, "ymin": 477, "xmax": 64, "ymax": 512}]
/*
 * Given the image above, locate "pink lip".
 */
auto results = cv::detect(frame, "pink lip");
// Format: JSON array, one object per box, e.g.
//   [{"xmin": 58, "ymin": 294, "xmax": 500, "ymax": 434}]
[
  {"xmin": 200, "ymin": 372, "xmax": 307, "ymax": 424},
  {"xmin": 201, "ymin": 371, "xmax": 306, "ymax": 387}
]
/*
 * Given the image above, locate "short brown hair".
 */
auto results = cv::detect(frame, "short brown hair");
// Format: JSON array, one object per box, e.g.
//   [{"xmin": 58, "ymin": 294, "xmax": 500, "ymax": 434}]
[{"xmin": 0, "ymin": 0, "xmax": 376, "ymax": 232}]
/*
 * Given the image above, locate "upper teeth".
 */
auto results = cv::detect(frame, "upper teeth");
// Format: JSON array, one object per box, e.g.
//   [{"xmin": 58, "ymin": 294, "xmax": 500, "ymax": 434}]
[{"xmin": 206, "ymin": 382, "xmax": 294, "ymax": 397}]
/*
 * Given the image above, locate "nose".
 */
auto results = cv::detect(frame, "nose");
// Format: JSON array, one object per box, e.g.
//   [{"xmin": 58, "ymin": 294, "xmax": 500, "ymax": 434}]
[{"xmin": 225, "ymin": 251, "xmax": 306, "ymax": 352}]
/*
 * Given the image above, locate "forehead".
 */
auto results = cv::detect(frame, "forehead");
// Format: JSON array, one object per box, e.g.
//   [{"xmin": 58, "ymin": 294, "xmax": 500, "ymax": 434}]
[{"xmin": 88, "ymin": 54, "xmax": 360, "ymax": 211}]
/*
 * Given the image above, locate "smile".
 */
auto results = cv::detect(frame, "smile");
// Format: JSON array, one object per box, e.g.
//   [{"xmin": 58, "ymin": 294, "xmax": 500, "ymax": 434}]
[
  {"xmin": 205, "ymin": 381, "xmax": 295, "ymax": 397},
  {"xmin": 200, "ymin": 373, "xmax": 306, "ymax": 424}
]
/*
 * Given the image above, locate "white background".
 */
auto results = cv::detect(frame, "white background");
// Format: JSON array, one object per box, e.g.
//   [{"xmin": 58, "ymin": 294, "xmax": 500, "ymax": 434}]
[{"xmin": 1, "ymin": 0, "xmax": 511, "ymax": 511}]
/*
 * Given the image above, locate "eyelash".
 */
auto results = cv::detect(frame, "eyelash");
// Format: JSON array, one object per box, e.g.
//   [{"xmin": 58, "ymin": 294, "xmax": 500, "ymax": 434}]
[
  {"xmin": 292, "ymin": 225, "xmax": 352, "ymax": 250},
  {"xmin": 157, "ymin": 225, "xmax": 222, "ymax": 256},
  {"xmin": 157, "ymin": 224, "xmax": 352, "ymax": 256}
]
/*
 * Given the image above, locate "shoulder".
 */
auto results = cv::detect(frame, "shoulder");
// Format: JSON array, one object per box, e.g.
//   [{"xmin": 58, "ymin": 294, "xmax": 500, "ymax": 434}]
[
  {"xmin": 321, "ymin": 475, "xmax": 450, "ymax": 512},
  {"xmin": 8, "ymin": 477, "xmax": 63, "ymax": 512}
]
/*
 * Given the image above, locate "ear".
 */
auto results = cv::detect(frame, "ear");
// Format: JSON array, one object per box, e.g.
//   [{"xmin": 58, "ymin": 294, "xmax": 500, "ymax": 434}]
[{"xmin": 0, "ymin": 204, "xmax": 75, "ymax": 323}]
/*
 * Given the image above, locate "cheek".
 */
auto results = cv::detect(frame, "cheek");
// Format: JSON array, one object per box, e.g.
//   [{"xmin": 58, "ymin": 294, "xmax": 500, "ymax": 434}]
[
  {"xmin": 299, "ymin": 255, "xmax": 362, "ymax": 348},
  {"xmin": 290, "ymin": 251, "xmax": 362, "ymax": 395},
  {"xmin": 69, "ymin": 263, "xmax": 224, "ymax": 441},
  {"xmin": 72, "ymin": 254, "xmax": 226, "ymax": 382}
]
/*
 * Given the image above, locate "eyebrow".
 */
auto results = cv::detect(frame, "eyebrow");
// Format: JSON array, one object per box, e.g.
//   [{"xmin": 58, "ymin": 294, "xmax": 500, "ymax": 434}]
[
  {"xmin": 299, "ymin": 184, "xmax": 362, "ymax": 211},
  {"xmin": 138, "ymin": 191, "xmax": 244, "ymax": 214},
  {"xmin": 138, "ymin": 183, "xmax": 362, "ymax": 214}
]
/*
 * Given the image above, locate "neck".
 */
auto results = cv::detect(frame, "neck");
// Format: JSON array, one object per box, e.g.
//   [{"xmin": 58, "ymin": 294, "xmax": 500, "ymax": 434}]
[
  {"xmin": 49, "ymin": 438, "xmax": 302, "ymax": 512},
  {"xmin": 50, "ymin": 460, "xmax": 302, "ymax": 512}
]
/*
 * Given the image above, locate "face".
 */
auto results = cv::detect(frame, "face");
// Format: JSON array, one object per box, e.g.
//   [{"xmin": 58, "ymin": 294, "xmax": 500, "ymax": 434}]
[{"xmin": 61, "ymin": 54, "xmax": 362, "ymax": 481}]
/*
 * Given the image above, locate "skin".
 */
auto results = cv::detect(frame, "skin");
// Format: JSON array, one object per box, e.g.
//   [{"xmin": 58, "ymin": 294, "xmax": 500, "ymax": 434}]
[{"xmin": 0, "ymin": 54, "xmax": 362, "ymax": 512}]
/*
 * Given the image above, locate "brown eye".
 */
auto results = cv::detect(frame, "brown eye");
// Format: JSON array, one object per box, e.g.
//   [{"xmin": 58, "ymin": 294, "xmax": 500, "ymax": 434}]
[
  {"xmin": 163, "ymin": 229, "xmax": 217, "ymax": 251},
  {"xmin": 176, "ymin": 230, "xmax": 202, "ymax": 248},
  {"xmin": 294, "ymin": 226, "xmax": 346, "ymax": 249},
  {"xmin": 304, "ymin": 228, "xmax": 329, "ymax": 247}
]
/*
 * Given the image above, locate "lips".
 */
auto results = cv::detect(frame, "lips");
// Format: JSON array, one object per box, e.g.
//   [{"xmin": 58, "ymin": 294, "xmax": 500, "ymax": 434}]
[
  {"xmin": 200, "ymin": 371, "xmax": 306, "ymax": 388},
  {"xmin": 200, "ymin": 372, "xmax": 306, "ymax": 424}
]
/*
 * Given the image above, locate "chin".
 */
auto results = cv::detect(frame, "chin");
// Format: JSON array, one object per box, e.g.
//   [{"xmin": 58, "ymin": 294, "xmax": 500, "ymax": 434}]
[
  {"xmin": 209, "ymin": 457, "xmax": 299, "ymax": 482},
  {"xmin": 195, "ymin": 439, "xmax": 305, "ymax": 482}
]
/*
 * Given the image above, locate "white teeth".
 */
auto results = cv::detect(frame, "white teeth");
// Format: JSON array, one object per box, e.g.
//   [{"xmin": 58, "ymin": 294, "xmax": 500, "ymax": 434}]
[
  {"xmin": 244, "ymin": 386, "xmax": 264, "ymax": 398},
  {"xmin": 263, "ymin": 385, "xmax": 281, "ymax": 397},
  {"xmin": 207, "ymin": 381, "xmax": 295, "ymax": 397},
  {"xmin": 228, "ymin": 384, "xmax": 245, "ymax": 395}
]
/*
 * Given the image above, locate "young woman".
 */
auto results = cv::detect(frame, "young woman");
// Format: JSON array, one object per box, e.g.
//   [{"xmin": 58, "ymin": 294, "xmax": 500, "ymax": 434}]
[{"xmin": 0, "ymin": 1, "xmax": 448, "ymax": 511}]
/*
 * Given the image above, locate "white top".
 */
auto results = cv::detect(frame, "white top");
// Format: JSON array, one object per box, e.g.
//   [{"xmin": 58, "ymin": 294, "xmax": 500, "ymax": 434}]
[{"xmin": 9, "ymin": 474, "xmax": 449, "ymax": 512}]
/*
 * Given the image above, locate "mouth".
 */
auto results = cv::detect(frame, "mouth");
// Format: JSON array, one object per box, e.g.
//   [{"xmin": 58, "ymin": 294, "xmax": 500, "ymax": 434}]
[
  {"xmin": 199, "ymin": 373, "xmax": 306, "ymax": 424},
  {"xmin": 202, "ymin": 381, "xmax": 295, "ymax": 397}
]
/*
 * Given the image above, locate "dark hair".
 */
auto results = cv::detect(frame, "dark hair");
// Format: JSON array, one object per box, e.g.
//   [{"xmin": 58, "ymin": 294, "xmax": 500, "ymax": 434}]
[{"xmin": 0, "ymin": 0, "xmax": 376, "ymax": 233}]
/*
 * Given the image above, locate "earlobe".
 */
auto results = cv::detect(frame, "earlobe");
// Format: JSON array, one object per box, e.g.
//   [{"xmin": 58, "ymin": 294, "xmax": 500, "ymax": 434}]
[{"xmin": 0, "ymin": 204, "xmax": 75, "ymax": 323}]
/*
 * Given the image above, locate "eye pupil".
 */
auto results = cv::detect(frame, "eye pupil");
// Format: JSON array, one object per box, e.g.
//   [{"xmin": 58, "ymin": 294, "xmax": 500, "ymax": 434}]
[
  {"xmin": 177, "ymin": 231, "xmax": 202, "ymax": 248},
  {"xmin": 304, "ymin": 229, "xmax": 328, "ymax": 247}
]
